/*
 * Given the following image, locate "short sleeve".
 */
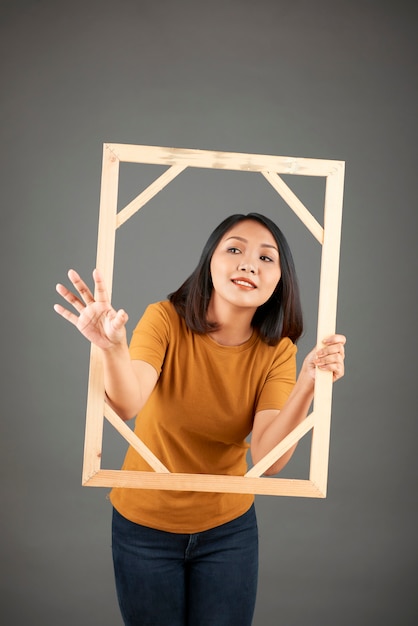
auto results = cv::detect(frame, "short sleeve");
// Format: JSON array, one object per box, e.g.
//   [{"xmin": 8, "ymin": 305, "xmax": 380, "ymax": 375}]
[
  {"xmin": 128, "ymin": 302, "xmax": 170, "ymax": 374},
  {"xmin": 255, "ymin": 338, "xmax": 297, "ymax": 412}
]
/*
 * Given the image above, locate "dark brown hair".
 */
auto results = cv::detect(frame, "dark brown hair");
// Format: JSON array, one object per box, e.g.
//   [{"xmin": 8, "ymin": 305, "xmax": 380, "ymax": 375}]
[{"xmin": 168, "ymin": 213, "xmax": 303, "ymax": 345}]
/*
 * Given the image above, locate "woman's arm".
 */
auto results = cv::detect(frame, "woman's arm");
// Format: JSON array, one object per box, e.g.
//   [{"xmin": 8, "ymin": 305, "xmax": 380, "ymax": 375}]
[
  {"xmin": 251, "ymin": 334, "xmax": 346, "ymax": 475},
  {"xmin": 54, "ymin": 268, "xmax": 158, "ymax": 420},
  {"xmin": 102, "ymin": 347, "xmax": 158, "ymax": 421}
]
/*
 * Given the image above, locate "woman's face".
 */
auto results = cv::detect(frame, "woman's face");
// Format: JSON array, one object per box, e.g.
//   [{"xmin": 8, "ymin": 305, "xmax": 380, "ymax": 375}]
[{"xmin": 209, "ymin": 219, "xmax": 282, "ymax": 314}]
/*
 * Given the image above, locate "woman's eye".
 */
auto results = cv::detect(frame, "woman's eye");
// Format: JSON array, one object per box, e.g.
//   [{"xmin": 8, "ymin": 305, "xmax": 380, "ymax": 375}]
[
  {"xmin": 260, "ymin": 255, "xmax": 273, "ymax": 262},
  {"xmin": 227, "ymin": 247, "xmax": 241, "ymax": 254}
]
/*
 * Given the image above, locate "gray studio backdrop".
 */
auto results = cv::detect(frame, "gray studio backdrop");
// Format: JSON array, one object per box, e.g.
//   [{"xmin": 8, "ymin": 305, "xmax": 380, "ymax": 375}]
[{"xmin": 1, "ymin": 1, "xmax": 417, "ymax": 625}]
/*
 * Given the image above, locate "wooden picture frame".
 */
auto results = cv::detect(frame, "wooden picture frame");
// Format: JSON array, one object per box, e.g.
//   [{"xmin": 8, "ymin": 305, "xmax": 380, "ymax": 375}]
[{"xmin": 82, "ymin": 143, "xmax": 344, "ymax": 498}]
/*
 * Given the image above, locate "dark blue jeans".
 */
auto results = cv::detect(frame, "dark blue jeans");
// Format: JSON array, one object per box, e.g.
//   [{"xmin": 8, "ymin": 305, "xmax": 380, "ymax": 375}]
[{"xmin": 111, "ymin": 505, "xmax": 259, "ymax": 626}]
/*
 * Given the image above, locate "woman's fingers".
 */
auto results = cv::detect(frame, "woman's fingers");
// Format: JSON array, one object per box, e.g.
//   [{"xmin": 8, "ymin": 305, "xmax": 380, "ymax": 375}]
[
  {"xmin": 55, "ymin": 281, "xmax": 85, "ymax": 313},
  {"xmin": 106, "ymin": 308, "xmax": 127, "ymax": 327},
  {"xmin": 53, "ymin": 302, "xmax": 79, "ymax": 326},
  {"xmin": 315, "ymin": 334, "xmax": 346, "ymax": 381},
  {"xmin": 55, "ymin": 268, "xmax": 110, "ymax": 313},
  {"xmin": 68, "ymin": 269, "xmax": 96, "ymax": 305},
  {"xmin": 322, "ymin": 334, "xmax": 346, "ymax": 349},
  {"xmin": 54, "ymin": 268, "xmax": 128, "ymax": 350},
  {"xmin": 92, "ymin": 268, "xmax": 111, "ymax": 304}
]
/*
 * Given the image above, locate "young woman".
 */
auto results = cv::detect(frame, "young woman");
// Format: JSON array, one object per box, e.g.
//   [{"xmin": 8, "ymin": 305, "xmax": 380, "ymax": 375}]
[{"xmin": 54, "ymin": 213, "xmax": 346, "ymax": 626}]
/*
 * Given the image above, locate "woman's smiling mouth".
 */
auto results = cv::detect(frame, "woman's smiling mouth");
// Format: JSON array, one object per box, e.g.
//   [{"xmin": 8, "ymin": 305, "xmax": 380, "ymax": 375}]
[{"xmin": 231, "ymin": 278, "xmax": 256, "ymax": 289}]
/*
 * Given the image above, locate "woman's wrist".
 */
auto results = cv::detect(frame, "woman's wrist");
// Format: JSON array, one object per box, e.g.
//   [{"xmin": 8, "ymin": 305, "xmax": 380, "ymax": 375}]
[{"xmin": 294, "ymin": 369, "xmax": 315, "ymax": 397}]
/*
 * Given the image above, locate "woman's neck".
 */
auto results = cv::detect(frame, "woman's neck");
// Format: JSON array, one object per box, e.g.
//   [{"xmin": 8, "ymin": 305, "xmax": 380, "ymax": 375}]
[
  {"xmin": 208, "ymin": 325, "xmax": 253, "ymax": 346},
  {"xmin": 206, "ymin": 298, "xmax": 255, "ymax": 346}
]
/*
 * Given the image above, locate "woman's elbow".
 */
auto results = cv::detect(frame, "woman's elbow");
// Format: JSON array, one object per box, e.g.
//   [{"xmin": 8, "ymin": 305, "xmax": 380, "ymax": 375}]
[
  {"xmin": 105, "ymin": 395, "xmax": 140, "ymax": 422},
  {"xmin": 250, "ymin": 443, "xmax": 298, "ymax": 476}
]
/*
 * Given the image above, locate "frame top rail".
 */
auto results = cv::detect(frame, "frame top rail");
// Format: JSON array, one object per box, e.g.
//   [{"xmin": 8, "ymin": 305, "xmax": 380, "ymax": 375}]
[{"xmin": 106, "ymin": 143, "xmax": 343, "ymax": 177}]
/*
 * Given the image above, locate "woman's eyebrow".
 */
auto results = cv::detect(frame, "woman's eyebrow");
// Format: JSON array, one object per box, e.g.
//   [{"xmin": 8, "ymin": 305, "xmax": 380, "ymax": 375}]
[{"xmin": 226, "ymin": 235, "xmax": 278, "ymax": 252}]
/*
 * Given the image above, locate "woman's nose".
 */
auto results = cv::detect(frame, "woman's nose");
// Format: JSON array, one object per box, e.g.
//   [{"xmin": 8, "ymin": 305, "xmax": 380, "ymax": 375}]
[{"xmin": 238, "ymin": 261, "xmax": 256, "ymax": 274}]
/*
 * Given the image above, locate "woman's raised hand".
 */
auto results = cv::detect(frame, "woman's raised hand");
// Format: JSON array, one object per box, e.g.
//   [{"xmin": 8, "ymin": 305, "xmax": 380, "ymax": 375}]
[
  {"xmin": 301, "ymin": 334, "xmax": 346, "ymax": 384},
  {"xmin": 54, "ymin": 269, "xmax": 129, "ymax": 350}
]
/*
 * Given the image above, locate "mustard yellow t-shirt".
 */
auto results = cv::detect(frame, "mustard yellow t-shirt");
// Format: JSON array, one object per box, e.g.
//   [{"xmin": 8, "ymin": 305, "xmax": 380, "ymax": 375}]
[{"xmin": 110, "ymin": 300, "xmax": 297, "ymax": 533}]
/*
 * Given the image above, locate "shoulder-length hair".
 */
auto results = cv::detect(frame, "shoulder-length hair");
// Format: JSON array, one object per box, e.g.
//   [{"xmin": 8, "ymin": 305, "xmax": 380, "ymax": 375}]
[{"xmin": 168, "ymin": 213, "xmax": 303, "ymax": 345}]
